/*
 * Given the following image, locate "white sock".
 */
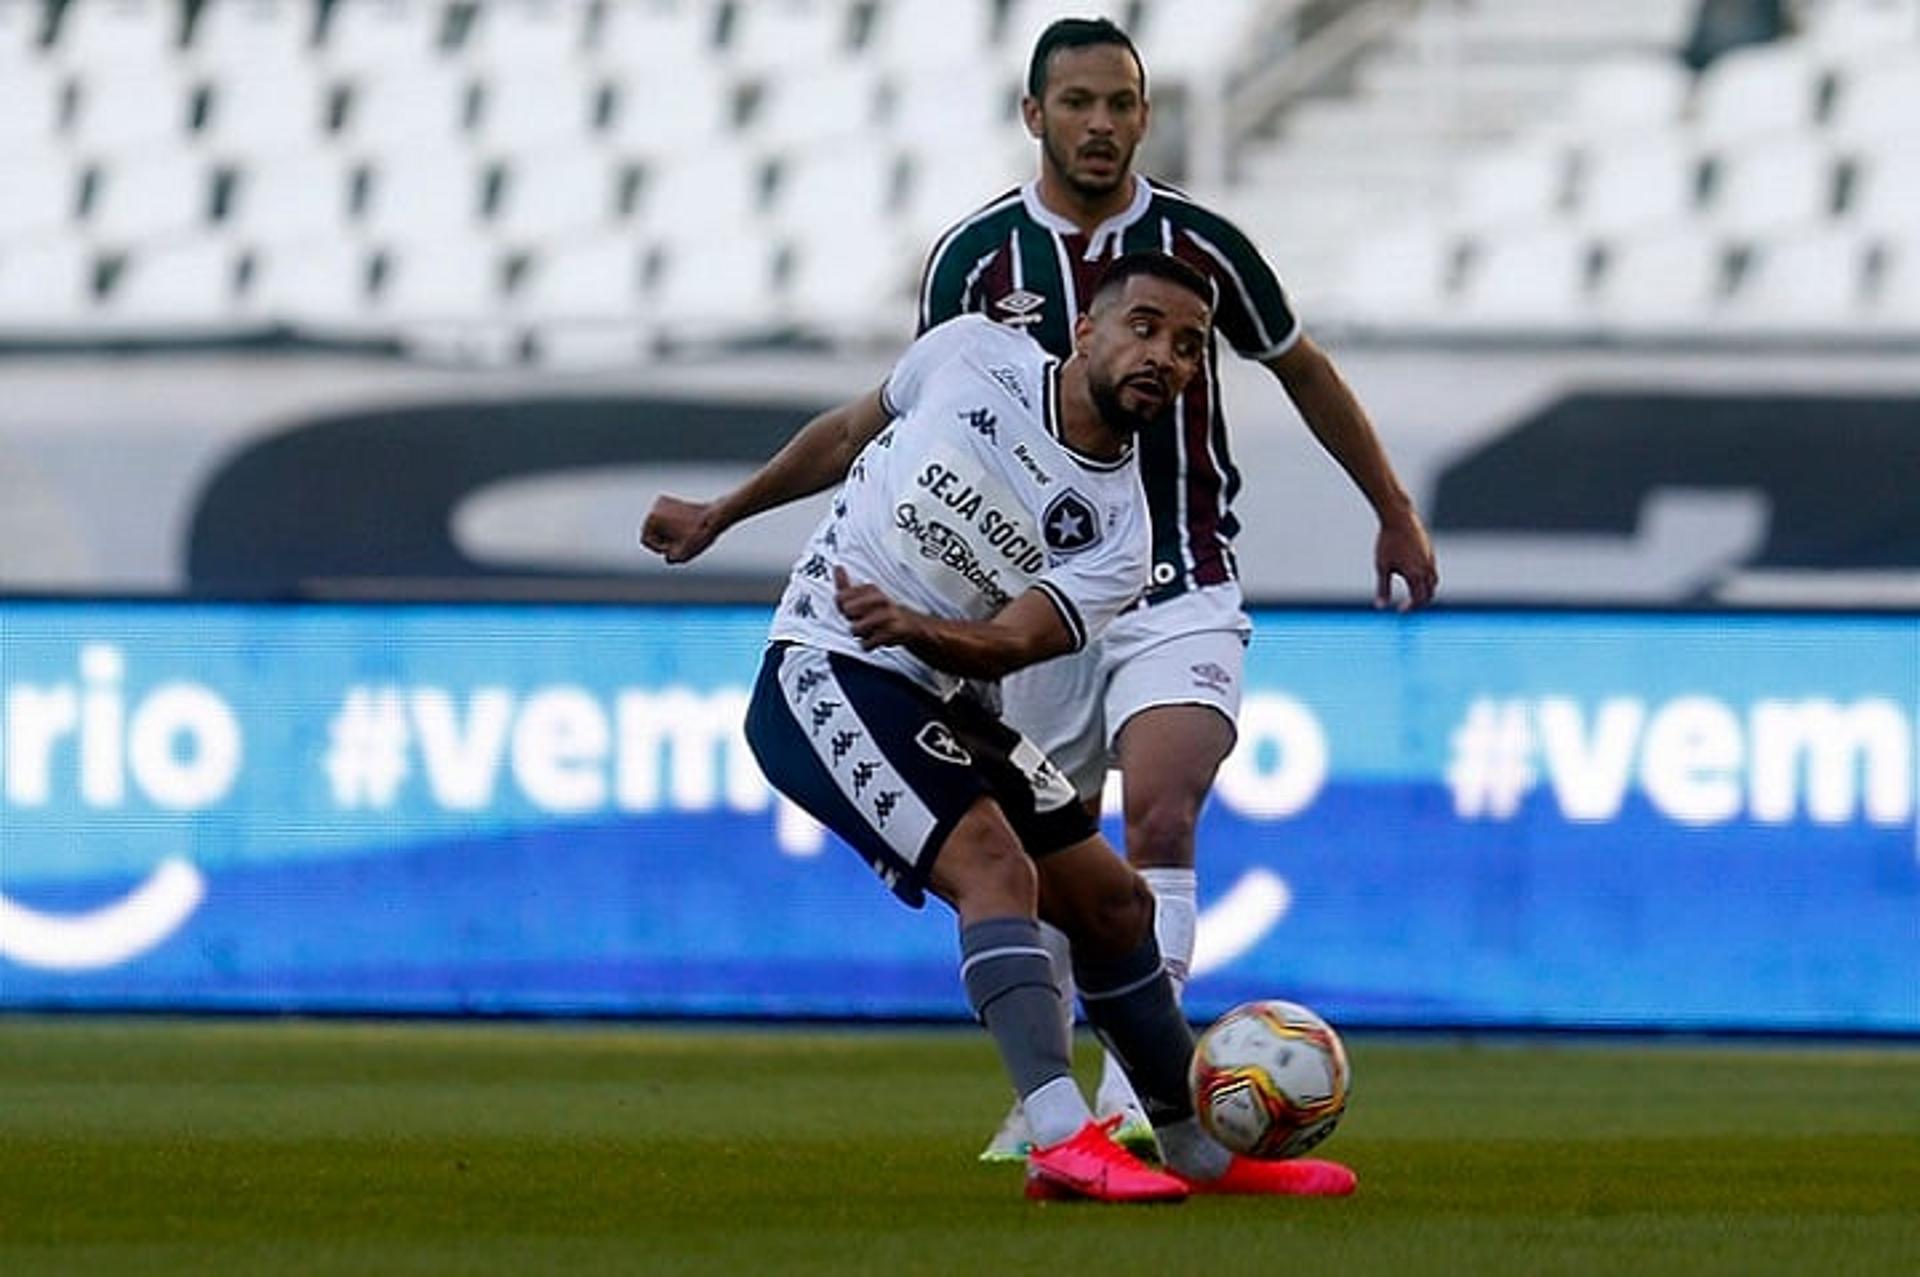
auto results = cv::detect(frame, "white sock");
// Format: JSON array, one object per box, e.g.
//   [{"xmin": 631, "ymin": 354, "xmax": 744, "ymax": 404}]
[
  {"xmin": 1022, "ymin": 1075, "xmax": 1093, "ymax": 1149},
  {"xmin": 1155, "ymin": 1116, "xmax": 1233, "ymax": 1180},
  {"xmin": 1138, "ymin": 867, "xmax": 1197, "ymax": 993},
  {"xmin": 1096, "ymin": 867, "xmax": 1198, "ymax": 1115}
]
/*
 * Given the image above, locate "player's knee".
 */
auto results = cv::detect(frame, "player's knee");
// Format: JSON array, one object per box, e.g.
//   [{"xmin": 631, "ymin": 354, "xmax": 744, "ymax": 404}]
[
  {"xmin": 938, "ymin": 813, "xmax": 1038, "ymax": 911},
  {"xmin": 1124, "ymin": 793, "xmax": 1202, "ymax": 867}
]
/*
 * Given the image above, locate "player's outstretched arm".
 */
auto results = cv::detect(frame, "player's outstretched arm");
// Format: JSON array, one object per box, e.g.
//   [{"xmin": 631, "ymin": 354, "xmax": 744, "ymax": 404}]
[
  {"xmin": 639, "ymin": 388, "xmax": 892, "ymax": 564},
  {"xmin": 1265, "ymin": 336, "xmax": 1438, "ymax": 611},
  {"xmin": 833, "ymin": 568, "xmax": 1077, "ymax": 680}
]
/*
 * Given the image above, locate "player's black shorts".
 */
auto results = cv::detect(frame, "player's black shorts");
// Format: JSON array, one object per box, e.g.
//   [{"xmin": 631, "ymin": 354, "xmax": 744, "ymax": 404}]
[{"xmin": 745, "ymin": 643, "xmax": 1096, "ymax": 908}]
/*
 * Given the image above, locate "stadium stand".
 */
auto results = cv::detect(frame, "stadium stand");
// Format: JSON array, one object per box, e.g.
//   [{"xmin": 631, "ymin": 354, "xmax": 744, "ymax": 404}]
[{"xmin": 0, "ymin": 0, "xmax": 1915, "ymax": 356}]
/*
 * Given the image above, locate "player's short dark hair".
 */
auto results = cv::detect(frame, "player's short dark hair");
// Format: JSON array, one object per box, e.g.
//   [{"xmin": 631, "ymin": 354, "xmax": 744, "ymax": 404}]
[
  {"xmin": 1090, "ymin": 250, "xmax": 1216, "ymax": 315},
  {"xmin": 1026, "ymin": 17, "xmax": 1147, "ymax": 100}
]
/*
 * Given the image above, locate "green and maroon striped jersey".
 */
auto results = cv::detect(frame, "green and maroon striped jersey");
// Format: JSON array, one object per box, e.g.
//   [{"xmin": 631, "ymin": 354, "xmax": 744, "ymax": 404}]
[{"xmin": 916, "ymin": 176, "xmax": 1300, "ymax": 606}]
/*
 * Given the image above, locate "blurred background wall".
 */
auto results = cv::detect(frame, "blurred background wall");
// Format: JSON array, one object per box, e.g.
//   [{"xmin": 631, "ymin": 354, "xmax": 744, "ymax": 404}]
[{"xmin": 2, "ymin": 0, "xmax": 1918, "ymax": 607}]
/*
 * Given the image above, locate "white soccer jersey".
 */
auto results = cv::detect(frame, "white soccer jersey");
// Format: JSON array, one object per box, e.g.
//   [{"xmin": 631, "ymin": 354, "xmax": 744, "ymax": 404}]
[{"xmin": 770, "ymin": 315, "xmax": 1151, "ymax": 698}]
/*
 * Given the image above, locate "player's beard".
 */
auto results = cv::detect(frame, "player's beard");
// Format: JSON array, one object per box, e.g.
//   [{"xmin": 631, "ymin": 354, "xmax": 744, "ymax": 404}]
[
  {"xmin": 1090, "ymin": 368, "xmax": 1172, "ymax": 439},
  {"xmin": 1042, "ymin": 125, "xmax": 1133, "ymax": 200}
]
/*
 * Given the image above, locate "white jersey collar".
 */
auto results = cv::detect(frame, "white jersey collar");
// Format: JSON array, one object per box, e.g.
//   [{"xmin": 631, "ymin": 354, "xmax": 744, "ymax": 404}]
[{"xmin": 1021, "ymin": 176, "xmax": 1154, "ymax": 262}]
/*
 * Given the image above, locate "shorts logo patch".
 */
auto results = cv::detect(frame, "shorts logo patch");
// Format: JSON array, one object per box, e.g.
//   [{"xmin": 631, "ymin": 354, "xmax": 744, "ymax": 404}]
[
  {"xmin": 916, "ymin": 721, "xmax": 973, "ymax": 766},
  {"xmin": 1042, "ymin": 489, "xmax": 1101, "ymax": 555},
  {"xmin": 1191, "ymin": 662, "xmax": 1234, "ymax": 694}
]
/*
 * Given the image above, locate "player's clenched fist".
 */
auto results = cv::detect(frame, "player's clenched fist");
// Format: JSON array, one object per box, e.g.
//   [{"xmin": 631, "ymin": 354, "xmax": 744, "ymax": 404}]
[
  {"xmin": 834, "ymin": 566, "xmax": 920, "ymax": 649},
  {"xmin": 639, "ymin": 494, "xmax": 722, "ymax": 564}
]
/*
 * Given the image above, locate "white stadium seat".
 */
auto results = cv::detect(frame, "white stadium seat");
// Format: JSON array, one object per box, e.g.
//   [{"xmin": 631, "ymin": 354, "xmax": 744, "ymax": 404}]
[
  {"xmin": 603, "ymin": 67, "xmax": 732, "ymax": 157},
  {"xmin": 0, "ymin": 61, "xmax": 63, "ymax": 153},
  {"xmin": 54, "ymin": 0, "xmax": 181, "ymax": 71},
  {"xmin": 1592, "ymin": 229, "xmax": 1728, "ymax": 331},
  {"xmin": 0, "ymin": 238, "xmax": 97, "ymax": 330},
  {"xmin": 1692, "ymin": 44, "xmax": 1825, "ymax": 145},
  {"xmin": 104, "ymin": 238, "xmax": 240, "ymax": 328},
  {"xmin": 1454, "ymin": 143, "xmax": 1572, "ymax": 232},
  {"xmin": 898, "ymin": 142, "xmax": 1028, "ymax": 248},
  {"xmin": 782, "ymin": 222, "xmax": 917, "ymax": 344},
  {"xmin": 869, "ymin": 0, "xmax": 996, "ymax": 74},
  {"xmin": 461, "ymin": 0, "xmax": 588, "ymax": 74},
  {"xmin": 245, "ymin": 237, "xmax": 374, "ymax": 330},
  {"xmin": 1571, "ymin": 135, "xmax": 1702, "ymax": 235},
  {"xmin": 1132, "ymin": 0, "xmax": 1265, "ymax": 81},
  {"xmin": 1707, "ymin": 138, "xmax": 1838, "ymax": 237},
  {"xmin": 647, "ymin": 235, "xmax": 779, "ymax": 343},
  {"xmin": 1329, "ymin": 222, "xmax": 1457, "ymax": 328},
  {"xmin": 68, "ymin": 70, "xmax": 196, "ymax": 154},
  {"xmin": 373, "ymin": 238, "xmax": 507, "ymax": 324},
  {"xmin": 1454, "ymin": 229, "xmax": 1592, "ymax": 331},
  {"xmin": 773, "ymin": 144, "xmax": 900, "ymax": 238},
  {"xmin": 188, "ymin": 0, "xmax": 316, "ymax": 77},
  {"xmin": 749, "ymin": 66, "xmax": 883, "ymax": 151},
  {"xmin": 225, "ymin": 150, "xmax": 359, "ymax": 242},
  {"xmin": 196, "ymin": 68, "xmax": 333, "ymax": 159},
  {"xmin": 1559, "ymin": 55, "xmax": 1693, "ymax": 137},
  {"xmin": 724, "ymin": 0, "xmax": 855, "ymax": 75},
  {"xmin": 1722, "ymin": 231, "xmax": 1869, "ymax": 332},
  {"xmin": 1871, "ymin": 236, "xmax": 1920, "ymax": 333},
  {"xmin": 473, "ymin": 71, "xmax": 600, "ymax": 152},
  {"xmin": 1847, "ymin": 150, "xmax": 1920, "ymax": 237},
  {"xmin": 321, "ymin": 0, "xmax": 449, "ymax": 77},
  {"xmin": 593, "ymin": 0, "xmax": 723, "ymax": 74},
  {"xmin": 639, "ymin": 151, "xmax": 766, "ymax": 235},
  {"xmin": 339, "ymin": 66, "xmax": 473, "ymax": 152},
  {"xmin": 883, "ymin": 66, "xmax": 1013, "ymax": 145},
  {"xmin": 358, "ymin": 150, "xmax": 490, "ymax": 244},
  {"xmin": 85, "ymin": 152, "xmax": 217, "ymax": 243},
  {"xmin": 493, "ymin": 148, "xmax": 627, "ymax": 241},
  {"xmin": 1830, "ymin": 62, "xmax": 1920, "ymax": 148},
  {"xmin": 517, "ymin": 235, "xmax": 646, "ymax": 324},
  {"xmin": 0, "ymin": 1, "xmax": 44, "ymax": 63},
  {"xmin": 0, "ymin": 148, "xmax": 81, "ymax": 238}
]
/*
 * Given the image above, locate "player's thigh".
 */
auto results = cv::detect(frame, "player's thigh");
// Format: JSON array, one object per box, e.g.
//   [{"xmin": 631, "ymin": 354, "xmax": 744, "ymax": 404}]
[
  {"xmin": 1109, "ymin": 627, "xmax": 1245, "ymax": 828},
  {"xmin": 745, "ymin": 644, "xmax": 997, "ymax": 910}
]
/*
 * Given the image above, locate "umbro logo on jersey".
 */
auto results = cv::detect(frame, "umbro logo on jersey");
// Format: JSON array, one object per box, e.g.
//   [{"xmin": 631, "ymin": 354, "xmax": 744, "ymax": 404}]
[
  {"xmin": 915, "ymin": 721, "xmax": 973, "ymax": 766},
  {"xmin": 1190, "ymin": 662, "xmax": 1234, "ymax": 694},
  {"xmin": 1042, "ymin": 489, "xmax": 1102, "ymax": 555},
  {"xmin": 994, "ymin": 289, "xmax": 1046, "ymax": 327}
]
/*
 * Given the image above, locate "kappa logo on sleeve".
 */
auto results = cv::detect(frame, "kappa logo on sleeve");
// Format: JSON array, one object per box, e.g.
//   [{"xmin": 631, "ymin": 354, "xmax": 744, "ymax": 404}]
[
  {"xmin": 915, "ymin": 721, "xmax": 973, "ymax": 766},
  {"xmin": 1042, "ymin": 489, "xmax": 1102, "ymax": 555}
]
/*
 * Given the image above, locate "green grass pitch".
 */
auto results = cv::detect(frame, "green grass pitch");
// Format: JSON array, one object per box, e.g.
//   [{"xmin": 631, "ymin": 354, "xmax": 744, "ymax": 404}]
[{"xmin": 0, "ymin": 1017, "xmax": 1914, "ymax": 1275}]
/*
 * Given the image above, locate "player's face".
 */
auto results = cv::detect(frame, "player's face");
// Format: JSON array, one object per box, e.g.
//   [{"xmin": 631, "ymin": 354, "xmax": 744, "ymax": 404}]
[
  {"xmin": 1078, "ymin": 276, "xmax": 1210, "ymax": 437},
  {"xmin": 1024, "ymin": 44, "xmax": 1149, "ymax": 199}
]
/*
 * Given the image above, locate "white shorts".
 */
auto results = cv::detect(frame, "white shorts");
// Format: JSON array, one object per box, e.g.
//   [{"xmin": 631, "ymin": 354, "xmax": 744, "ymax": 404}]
[{"xmin": 1001, "ymin": 584, "xmax": 1253, "ymax": 799}]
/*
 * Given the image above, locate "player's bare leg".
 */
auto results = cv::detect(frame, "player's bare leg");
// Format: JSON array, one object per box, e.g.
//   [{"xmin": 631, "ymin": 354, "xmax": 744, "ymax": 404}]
[{"xmin": 1092, "ymin": 703, "xmax": 1237, "ymax": 1147}]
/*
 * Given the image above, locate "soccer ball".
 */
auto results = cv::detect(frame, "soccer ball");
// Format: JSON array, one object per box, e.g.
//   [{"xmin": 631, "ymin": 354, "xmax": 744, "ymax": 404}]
[{"xmin": 1189, "ymin": 999, "xmax": 1350, "ymax": 1160}]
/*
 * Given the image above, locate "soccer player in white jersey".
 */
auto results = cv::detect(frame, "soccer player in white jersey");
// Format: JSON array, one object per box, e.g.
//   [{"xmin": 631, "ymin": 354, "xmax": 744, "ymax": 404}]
[
  {"xmin": 916, "ymin": 17, "xmax": 1441, "ymax": 1158},
  {"xmin": 642, "ymin": 252, "xmax": 1356, "ymax": 1203}
]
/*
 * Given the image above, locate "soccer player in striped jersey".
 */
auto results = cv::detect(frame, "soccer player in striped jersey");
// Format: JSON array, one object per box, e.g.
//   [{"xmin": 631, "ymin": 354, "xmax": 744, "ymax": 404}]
[{"xmin": 918, "ymin": 17, "xmax": 1439, "ymax": 1160}]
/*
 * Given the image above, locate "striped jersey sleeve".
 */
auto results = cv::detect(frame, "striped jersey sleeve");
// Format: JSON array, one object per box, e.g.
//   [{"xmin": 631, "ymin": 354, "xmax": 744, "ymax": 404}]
[
  {"xmin": 916, "ymin": 190, "xmax": 1022, "ymax": 335},
  {"xmin": 1162, "ymin": 195, "xmax": 1302, "ymax": 361}
]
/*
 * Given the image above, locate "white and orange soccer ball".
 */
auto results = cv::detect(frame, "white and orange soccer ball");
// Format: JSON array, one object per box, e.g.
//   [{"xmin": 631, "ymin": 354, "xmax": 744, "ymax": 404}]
[{"xmin": 1188, "ymin": 999, "xmax": 1351, "ymax": 1160}]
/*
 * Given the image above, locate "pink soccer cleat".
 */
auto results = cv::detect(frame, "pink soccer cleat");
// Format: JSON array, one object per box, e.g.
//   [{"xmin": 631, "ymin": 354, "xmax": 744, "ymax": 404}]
[
  {"xmin": 1024, "ymin": 1117, "xmax": 1190, "ymax": 1204},
  {"xmin": 1179, "ymin": 1155, "xmax": 1359, "ymax": 1197}
]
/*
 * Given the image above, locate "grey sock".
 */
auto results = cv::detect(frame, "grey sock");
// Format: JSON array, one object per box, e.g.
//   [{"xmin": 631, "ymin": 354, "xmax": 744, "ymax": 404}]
[
  {"xmin": 961, "ymin": 917, "xmax": 1074, "ymax": 1101},
  {"xmin": 1074, "ymin": 933, "xmax": 1197, "ymax": 1126}
]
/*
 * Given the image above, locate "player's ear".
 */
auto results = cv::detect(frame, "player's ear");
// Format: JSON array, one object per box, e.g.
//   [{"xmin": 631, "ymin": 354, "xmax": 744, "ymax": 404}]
[
  {"xmin": 1020, "ymin": 93, "xmax": 1044, "ymax": 139},
  {"xmin": 1073, "ymin": 311, "xmax": 1094, "ymax": 353}
]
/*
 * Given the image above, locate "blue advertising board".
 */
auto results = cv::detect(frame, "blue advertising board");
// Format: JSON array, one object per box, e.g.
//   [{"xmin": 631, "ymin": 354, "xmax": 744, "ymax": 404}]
[{"xmin": 1, "ymin": 601, "xmax": 1914, "ymax": 1032}]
